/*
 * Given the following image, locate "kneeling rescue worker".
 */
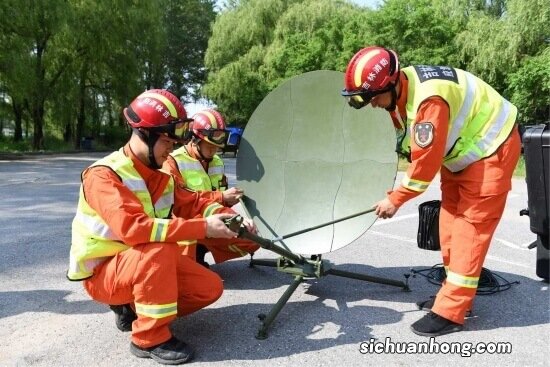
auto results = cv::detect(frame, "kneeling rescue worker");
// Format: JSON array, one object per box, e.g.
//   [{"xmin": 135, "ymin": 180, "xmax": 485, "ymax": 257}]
[
  {"xmin": 341, "ymin": 46, "xmax": 520, "ymax": 336},
  {"xmin": 164, "ymin": 108, "xmax": 259, "ymax": 268},
  {"xmin": 67, "ymin": 89, "xmax": 258, "ymax": 364}
]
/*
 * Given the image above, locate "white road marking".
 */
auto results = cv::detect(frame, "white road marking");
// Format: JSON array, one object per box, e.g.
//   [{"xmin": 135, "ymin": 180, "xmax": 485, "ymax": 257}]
[
  {"xmin": 368, "ymin": 230, "xmax": 417, "ymax": 244},
  {"xmin": 372, "ymin": 213, "xmax": 419, "ymax": 226},
  {"xmin": 495, "ymin": 238, "xmax": 531, "ymax": 251},
  {"xmin": 369, "ymin": 230, "xmax": 532, "ymax": 269},
  {"xmin": 485, "ymin": 255, "xmax": 531, "ymax": 269}
]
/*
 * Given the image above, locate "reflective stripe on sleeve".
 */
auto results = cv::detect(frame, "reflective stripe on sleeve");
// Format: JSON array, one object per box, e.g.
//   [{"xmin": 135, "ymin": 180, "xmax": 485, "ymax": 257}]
[
  {"xmin": 401, "ymin": 174, "xmax": 430, "ymax": 192},
  {"xmin": 150, "ymin": 219, "xmax": 169, "ymax": 242},
  {"xmin": 203, "ymin": 203, "xmax": 223, "ymax": 217}
]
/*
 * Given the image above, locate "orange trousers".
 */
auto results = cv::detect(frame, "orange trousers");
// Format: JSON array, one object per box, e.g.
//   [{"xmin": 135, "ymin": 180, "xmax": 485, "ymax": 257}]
[
  {"xmin": 432, "ymin": 126, "xmax": 521, "ymax": 324},
  {"xmin": 182, "ymin": 238, "xmax": 260, "ymax": 264},
  {"xmin": 84, "ymin": 242, "xmax": 223, "ymax": 348}
]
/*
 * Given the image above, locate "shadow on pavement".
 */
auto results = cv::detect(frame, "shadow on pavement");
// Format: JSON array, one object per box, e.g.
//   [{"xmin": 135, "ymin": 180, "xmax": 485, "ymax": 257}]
[
  {"xmin": 171, "ymin": 299, "xmax": 400, "ymax": 363},
  {"xmin": 0, "ymin": 290, "xmax": 106, "ymax": 319}
]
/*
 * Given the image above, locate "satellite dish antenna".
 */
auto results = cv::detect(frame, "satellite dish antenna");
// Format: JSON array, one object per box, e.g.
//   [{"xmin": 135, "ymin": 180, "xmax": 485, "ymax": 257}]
[{"xmin": 236, "ymin": 70, "xmax": 397, "ymax": 255}]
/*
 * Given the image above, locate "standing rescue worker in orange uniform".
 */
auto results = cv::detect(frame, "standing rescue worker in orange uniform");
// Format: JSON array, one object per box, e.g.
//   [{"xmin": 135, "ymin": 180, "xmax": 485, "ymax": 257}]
[
  {"xmin": 341, "ymin": 47, "xmax": 520, "ymax": 336},
  {"xmin": 67, "ymin": 89, "xmax": 257, "ymax": 365},
  {"xmin": 163, "ymin": 109, "xmax": 259, "ymax": 267}
]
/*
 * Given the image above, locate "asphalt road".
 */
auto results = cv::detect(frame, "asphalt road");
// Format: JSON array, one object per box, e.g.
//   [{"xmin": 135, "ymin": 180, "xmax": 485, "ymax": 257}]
[{"xmin": 0, "ymin": 153, "xmax": 548, "ymax": 367}]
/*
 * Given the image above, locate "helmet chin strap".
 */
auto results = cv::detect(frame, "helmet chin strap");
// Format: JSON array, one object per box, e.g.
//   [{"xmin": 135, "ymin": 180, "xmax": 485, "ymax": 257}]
[
  {"xmin": 385, "ymin": 84, "xmax": 398, "ymax": 112},
  {"xmin": 136, "ymin": 128, "xmax": 162, "ymax": 169},
  {"xmin": 192, "ymin": 138, "xmax": 213, "ymax": 163}
]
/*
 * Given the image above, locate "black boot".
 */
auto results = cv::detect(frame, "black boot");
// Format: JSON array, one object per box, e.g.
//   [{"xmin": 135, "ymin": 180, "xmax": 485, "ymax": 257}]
[
  {"xmin": 109, "ymin": 304, "xmax": 137, "ymax": 332},
  {"xmin": 410, "ymin": 312, "xmax": 463, "ymax": 336},
  {"xmin": 416, "ymin": 296, "xmax": 472, "ymax": 317},
  {"xmin": 196, "ymin": 244, "xmax": 210, "ymax": 268},
  {"xmin": 130, "ymin": 336, "xmax": 194, "ymax": 365}
]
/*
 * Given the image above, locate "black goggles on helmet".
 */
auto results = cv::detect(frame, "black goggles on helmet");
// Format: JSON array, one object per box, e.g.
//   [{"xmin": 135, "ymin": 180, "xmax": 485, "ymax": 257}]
[
  {"xmin": 149, "ymin": 118, "xmax": 193, "ymax": 141},
  {"xmin": 196, "ymin": 128, "xmax": 228, "ymax": 146},
  {"xmin": 341, "ymin": 87, "xmax": 392, "ymax": 110}
]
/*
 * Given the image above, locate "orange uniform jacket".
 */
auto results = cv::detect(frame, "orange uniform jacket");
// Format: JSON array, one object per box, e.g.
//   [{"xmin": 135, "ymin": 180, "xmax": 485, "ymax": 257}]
[
  {"xmin": 82, "ymin": 144, "xmax": 233, "ymax": 245},
  {"xmin": 387, "ymin": 74, "xmax": 450, "ymax": 207}
]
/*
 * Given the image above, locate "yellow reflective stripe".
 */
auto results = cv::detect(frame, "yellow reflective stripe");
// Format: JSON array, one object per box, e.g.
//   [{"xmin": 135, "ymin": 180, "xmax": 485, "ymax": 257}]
[
  {"xmin": 176, "ymin": 160, "xmax": 203, "ymax": 171},
  {"xmin": 202, "ymin": 110, "xmax": 218, "ymax": 128},
  {"xmin": 140, "ymin": 92, "xmax": 178, "ymax": 118},
  {"xmin": 208, "ymin": 166, "xmax": 224, "ymax": 175},
  {"xmin": 135, "ymin": 302, "xmax": 177, "ymax": 319},
  {"xmin": 447, "ymin": 270, "xmax": 479, "ymax": 288},
  {"xmin": 229, "ymin": 244, "xmax": 248, "ymax": 257},
  {"xmin": 177, "ymin": 240, "xmax": 197, "ymax": 246},
  {"xmin": 445, "ymin": 72, "xmax": 477, "ymax": 153},
  {"xmin": 150, "ymin": 219, "xmax": 169, "ymax": 242},
  {"xmin": 155, "ymin": 192, "xmax": 174, "ymax": 214},
  {"xmin": 75, "ymin": 211, "xmax": 117, "ymax": 240},
  {"xmin": 122, "ymin": 178, "xmax": 148, "ymax": 192},
  {"xmin": 401, "ymin": 174, "xmax": 430, "ymax": 192},
  {"xmin": 203, "ymin": 203, "xmax": 223, "ymax": 217},
  {"xmin": 445, "ymin": 99, "xmax": 512, "ymax": 172},
  {"xmin": 354, "ymin": 49, "xmax": 381, "ymax": 88}
]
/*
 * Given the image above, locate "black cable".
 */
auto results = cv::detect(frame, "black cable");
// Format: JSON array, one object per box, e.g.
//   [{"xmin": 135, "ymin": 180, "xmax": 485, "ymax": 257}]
[{"xmin": 410, "ymin": 263, "xmax": 520, "ymax": 295}]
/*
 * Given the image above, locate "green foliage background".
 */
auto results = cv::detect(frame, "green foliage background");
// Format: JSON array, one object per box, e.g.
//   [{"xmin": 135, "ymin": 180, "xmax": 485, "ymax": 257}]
[{"xmin": 0, "ymin": 0, "xmax": 548, "ymax": 151}]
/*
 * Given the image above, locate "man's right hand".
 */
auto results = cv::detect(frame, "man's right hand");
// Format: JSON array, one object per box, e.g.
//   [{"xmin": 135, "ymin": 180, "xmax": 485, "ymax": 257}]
[{"xmin": 205, "ymin": 213, "xmax": 238, "ymax": 238}]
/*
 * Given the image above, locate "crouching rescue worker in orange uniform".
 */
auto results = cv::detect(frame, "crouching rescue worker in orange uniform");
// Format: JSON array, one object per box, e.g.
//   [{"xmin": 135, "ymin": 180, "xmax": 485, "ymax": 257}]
[
  {"xmin": 341, "ymin": 47, "xmax": 520, "ymax": 336},
  {"xmin": 67, "ymin": 89, "xmax": 257, "ymax": 365},
  {"xmin": 163, "ymin": 108, "xmax": 259, "ymax": 268}
]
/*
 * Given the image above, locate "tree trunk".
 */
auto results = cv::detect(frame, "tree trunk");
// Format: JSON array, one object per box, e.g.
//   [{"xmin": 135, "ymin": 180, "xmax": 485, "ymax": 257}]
[
  {"xmin": 75, "ymin": 63, "xmax": 88, "ymax": 149},
  {"xmin": 31, "ymin": 103, "xmax": 45, "ymax": 150},
  {"xmin": 63, "ymin": 120, "xmax": 72, "ymax": 143},
  {"xmin": 12, "ymin": 101, "xmax": 23, "ymax": 142}
]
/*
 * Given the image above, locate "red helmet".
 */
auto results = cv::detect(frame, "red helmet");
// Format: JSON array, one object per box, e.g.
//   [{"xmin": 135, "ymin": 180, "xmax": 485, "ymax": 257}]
[
  {"xmin": 123, "ymin": 89, "xmax": 192, "ymax": 140},
  {"xmin": 341, "ymin": 46, "xmax": 399, "ymax": 109},
  {"xmin": 190, "ymin": 109, "xmax": 228, "ymax": 148}
]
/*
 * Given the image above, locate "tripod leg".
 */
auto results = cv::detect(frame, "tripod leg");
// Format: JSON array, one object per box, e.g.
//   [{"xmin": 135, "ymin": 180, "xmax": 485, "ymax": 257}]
[
  {"xmin": 249, "ymin": 258, "xmax": 278, "ymax": 268},
  {"xmin": 325, "ymin": 268, "xmax": 408, "ymax": 290},
  {"xmin": 256, "ymin": 275, "xmax": 303, "ymax": 340}
]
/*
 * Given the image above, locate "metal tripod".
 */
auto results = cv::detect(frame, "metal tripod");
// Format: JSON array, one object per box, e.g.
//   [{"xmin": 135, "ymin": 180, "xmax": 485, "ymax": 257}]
[{"xmin": 227, "ymin": 215, "xmax": 411, "ymax": 339}]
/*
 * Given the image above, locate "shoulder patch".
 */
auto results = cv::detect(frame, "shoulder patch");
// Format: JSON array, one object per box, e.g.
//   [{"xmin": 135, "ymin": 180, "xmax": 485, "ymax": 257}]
[{"xmin": 414, "ymin": 122, "xmax": 434, "ymax": 148}]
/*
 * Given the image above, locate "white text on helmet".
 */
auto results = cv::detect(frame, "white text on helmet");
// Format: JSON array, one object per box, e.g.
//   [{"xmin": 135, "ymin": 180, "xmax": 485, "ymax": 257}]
[
  {"xmin": 361, "ymin": 57, "xmax": 390, "ymax": 90},
  {"xmin": 141, "ymin": 97, "xmax": 171, "ymax": 119}
]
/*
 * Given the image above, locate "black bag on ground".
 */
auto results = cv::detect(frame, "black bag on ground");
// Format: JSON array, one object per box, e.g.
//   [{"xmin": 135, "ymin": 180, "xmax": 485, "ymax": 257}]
[{"xmin": 417, "ymin": 200, "xmax": 441, "ymax": 251}]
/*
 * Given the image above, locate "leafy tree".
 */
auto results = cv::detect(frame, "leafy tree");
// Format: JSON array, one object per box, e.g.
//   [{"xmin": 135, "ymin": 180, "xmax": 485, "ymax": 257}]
[
  {"xmin": 507, "ymin": 48, "xmax": 550, "ymax": 123},
  {"xmin": 163, "ymin": 0, "xmax": 216, "ymax": 101},
  {"xmin": 456, "ymin": 0, "xmax": 550, "ymax": 100},
  {"xmin": 0, "ymin": 0, "xmax": 72, "ymax": 150},
  {"xmin": 204, "ymin": 0, "xmax": 375, "ymax": 124},
  {"xmin": 0, "ymin": 0, "xmax": 215, "ymax": 150},
  {"xmin": 263, "ymin": 0, "xmax": 372, "ymax": 88},
  {"xmin": 203, "ymin": 0, "xmax": 302, "ymax": 124},
  {"xmin": 367, "ymin": 0, "xmax": 463, "ymax": 66}
]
